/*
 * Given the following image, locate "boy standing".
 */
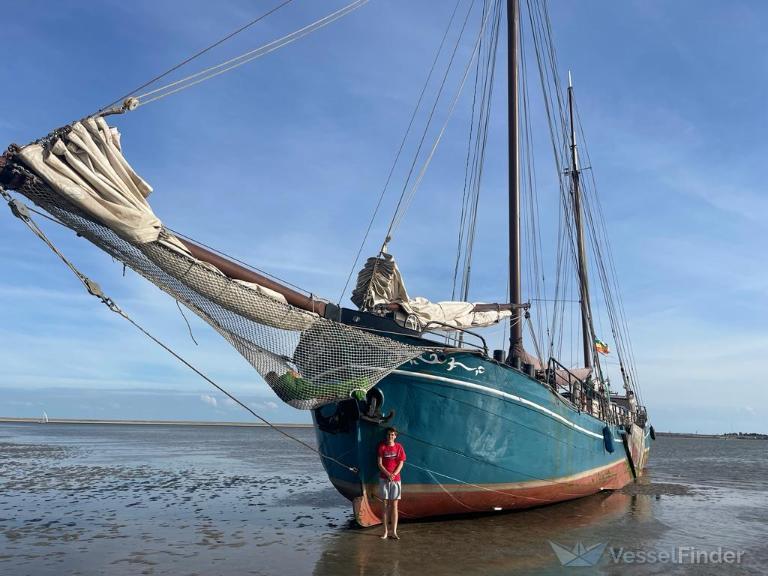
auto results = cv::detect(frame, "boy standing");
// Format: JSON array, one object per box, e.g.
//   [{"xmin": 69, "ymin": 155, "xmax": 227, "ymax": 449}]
[{"xmin": 377, "ymin": 427, "xmax": 406, "ymax": 540}]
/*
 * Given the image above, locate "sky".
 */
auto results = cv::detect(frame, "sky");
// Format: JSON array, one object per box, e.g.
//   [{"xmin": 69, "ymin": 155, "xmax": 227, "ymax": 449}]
[{"xmin": 1, "ymin": 0, "xmax": 766, "ymax": 433}]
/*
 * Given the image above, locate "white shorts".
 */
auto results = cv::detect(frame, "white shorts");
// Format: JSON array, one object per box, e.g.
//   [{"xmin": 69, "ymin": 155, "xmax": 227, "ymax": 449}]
[{"xmin": 379, "ymin": 479, "xmax": 402, "ymax": 500}]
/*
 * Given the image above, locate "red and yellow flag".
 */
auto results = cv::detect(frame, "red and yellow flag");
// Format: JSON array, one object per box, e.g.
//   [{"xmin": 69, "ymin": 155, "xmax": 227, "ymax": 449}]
[{"xmin": 594, "ymin": 338, "xmax": 610, "ymax": 355}]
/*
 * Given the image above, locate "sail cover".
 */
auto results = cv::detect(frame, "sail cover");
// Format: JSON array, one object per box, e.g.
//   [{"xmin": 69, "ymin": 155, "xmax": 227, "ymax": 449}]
[
  {"xmin": 7, "ymin": 119, "xmax": 428, "ymax": 409},
  {"xmin": 351, "ymin": 253, "xmax": 512, "ymax": 331}
]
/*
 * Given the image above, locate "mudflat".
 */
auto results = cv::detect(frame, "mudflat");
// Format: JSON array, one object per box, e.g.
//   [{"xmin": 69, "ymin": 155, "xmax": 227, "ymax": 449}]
[{"xmin": 1, "ymin": 423, "xmax": 766, "ymax": 575}]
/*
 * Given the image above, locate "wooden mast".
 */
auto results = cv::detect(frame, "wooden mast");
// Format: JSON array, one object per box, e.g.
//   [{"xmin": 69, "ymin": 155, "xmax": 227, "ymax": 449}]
[
  {"xmin": 567, "ymin": 73, "xmax": 594, "ymax": 369},
  {"xmin": 507, "ymin": 0, "xmax": 523, "ymax": 365}
]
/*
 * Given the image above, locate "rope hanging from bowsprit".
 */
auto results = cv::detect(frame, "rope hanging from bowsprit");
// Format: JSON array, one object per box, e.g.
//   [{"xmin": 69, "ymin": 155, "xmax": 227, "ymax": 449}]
[{"xmin": 0, "ymin": 186, "xmax": 358, "ymax": 475}]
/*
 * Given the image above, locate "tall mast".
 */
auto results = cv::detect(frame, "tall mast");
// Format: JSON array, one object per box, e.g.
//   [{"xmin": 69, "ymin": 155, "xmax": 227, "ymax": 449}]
[
  {"xmin": 507, "ymin": 0, "xmax": 522, "ymax": 364},
  {"xmin": 567, "ymin": 73, "xmax": 594, "ymax": 369}
]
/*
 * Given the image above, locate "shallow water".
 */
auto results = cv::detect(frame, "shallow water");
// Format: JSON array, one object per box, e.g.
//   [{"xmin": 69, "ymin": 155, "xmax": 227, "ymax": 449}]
[{"xmin": 1, "ymin": 423, "xmax": 766, "ymax": 575}]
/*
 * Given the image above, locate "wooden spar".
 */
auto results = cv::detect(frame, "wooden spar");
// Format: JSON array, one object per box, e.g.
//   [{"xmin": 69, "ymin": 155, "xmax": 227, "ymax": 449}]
[
  {"xmin": 0, "ymin": 155, "xmax": 328, "ymax": 316},
  {"xmin": 507, "ymin": 0, "xmax": 523, "ymax": 363},
  {"xmin": 177, "ymin": 239, "xmax": 327, "ymax": 316},
  {"xmin": 472, "ymin": 302, "xmax": 526, "ymax": 312},
  {"xmin": 380, "ymin": 302, "xmax": 527, "ymax": 313},
  {"xmin": 567, "ymin": 75, "xmax": 594, "ymax": 369}
]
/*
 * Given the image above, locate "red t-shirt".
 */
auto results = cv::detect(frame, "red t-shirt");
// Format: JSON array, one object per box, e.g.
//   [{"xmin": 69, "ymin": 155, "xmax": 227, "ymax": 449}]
[{"xmin": 378, "ymin": 441, "xmax": 406, "ymax": 481}]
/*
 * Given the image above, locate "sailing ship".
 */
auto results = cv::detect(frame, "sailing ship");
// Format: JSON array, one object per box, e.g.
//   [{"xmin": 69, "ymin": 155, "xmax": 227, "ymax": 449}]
[{"xmin": 0, "ymin": 0, "xmax": 651, "ymax": 525}]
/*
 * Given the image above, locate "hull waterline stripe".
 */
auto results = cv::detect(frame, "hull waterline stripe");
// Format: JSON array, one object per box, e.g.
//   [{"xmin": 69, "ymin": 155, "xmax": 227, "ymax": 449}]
[
  {"xmin": 392, "ymin": 369, "xmax": 604, "ymax": 440},
  {"xmin": 329, "ymin": 456, "xmax": 629, "ymax": 494}
]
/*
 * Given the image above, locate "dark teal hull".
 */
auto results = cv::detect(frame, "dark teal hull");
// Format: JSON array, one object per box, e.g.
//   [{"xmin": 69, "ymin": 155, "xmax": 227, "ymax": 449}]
[{"xmin": 312, "ymin": 351, "xmax": 650, "ymax": 522}]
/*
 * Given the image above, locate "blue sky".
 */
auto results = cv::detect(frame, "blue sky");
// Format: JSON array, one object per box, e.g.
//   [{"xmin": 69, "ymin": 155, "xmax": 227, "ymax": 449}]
[{"xmin": 1, "ymin": 0, "xmax": 766, "ymax": 433}]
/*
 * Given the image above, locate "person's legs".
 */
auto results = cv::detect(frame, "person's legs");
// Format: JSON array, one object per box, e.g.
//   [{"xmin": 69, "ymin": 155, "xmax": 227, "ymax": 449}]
[
  {"xmin": 380, "ymin": 499, "xmax": 389, "ymax": 539},
  {"xmin": 391, "ymin": 500, "xmax": 399, "ymax": 539}
]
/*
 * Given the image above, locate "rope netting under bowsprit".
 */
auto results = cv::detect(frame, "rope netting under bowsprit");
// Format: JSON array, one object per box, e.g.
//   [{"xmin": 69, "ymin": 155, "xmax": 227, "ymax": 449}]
[{"xmin": 9, "ymin": 168, "xmax": 430, "ymax": 409}]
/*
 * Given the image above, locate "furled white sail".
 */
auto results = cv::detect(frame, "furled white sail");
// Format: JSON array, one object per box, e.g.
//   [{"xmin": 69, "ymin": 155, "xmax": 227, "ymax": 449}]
[
  {"xmin": 351, "ymin": 252, "xmax": 512, "ymax": 331},
  {"xmin": 398, "ymin": 297, "xmax": 511, "ymax": 330},
  {"xmin": 15, "ymin": 119, "xmax": 317, "ymax": 331},
  {"xmin": 17, "ymin": 119, "xmax": 166, "ymax": 245}
]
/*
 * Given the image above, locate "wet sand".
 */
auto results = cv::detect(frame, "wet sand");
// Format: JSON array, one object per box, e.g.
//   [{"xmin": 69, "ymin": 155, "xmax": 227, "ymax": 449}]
[{"xmin": 1, "ymin": 423, "xmax": 766, "ymax": 575}]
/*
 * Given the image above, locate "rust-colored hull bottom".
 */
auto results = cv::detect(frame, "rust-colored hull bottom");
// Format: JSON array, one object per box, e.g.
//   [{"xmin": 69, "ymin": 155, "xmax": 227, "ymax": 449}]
[{"xmin": 346, "ymin": 458, "xmax": 635, "ymax": 526}]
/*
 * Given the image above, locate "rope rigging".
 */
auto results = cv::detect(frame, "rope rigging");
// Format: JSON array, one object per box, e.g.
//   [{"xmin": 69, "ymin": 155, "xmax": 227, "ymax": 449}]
[
  {"xmin": 337, "ymin": 0, "xmax": 465, "ymax": 305},
  {"xmin": 135, "ymin": 0, "xmax": 370, "ymax": 107},
  {"xmin": 383, "ymin": 0, "xmax": 486, "ymax": 242},
  {"xmin": 0, "ymin": 186, "xmax": 359, "ymax": 474},
  {"xmin": 519, "ymin": 2, "xmax": 549, "ymax": 361},
  {"xmin": 98, "ymin": 0, "xmax": 296, "ymax": 114},
  {"xmin": 338, "ymin": 0, "xmax": 644, "ymax": 410},
  {"xmin": 451, "ymin": 0, "xmax": 503, "ymax": 307},
  {"xmin": 518, "ymin": 0, "xmax": 643, "ymax": 402},
  {"xmin": 342, "ymin": 0, "xmax": 500, "ymax": 319},
  {"xmin": 98, "ymin": 0, "xmax": 370, "ymax": 113},
  {"xmin": 517, "ymin": 0, "xmax": 593, "ymax": 375},
  {"xmin": 574, "ymin": 99, "xmax": 643, "ymax": 402}
]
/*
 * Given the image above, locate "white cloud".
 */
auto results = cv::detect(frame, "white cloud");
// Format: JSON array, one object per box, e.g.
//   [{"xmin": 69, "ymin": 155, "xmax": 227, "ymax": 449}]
[
  {"xmin": 199, "ymin": 393, "xmax": 218, "ymax": 408},
  {"xmin": 249, "ymin": 400, "xmax": 279, "ymax": 411}
]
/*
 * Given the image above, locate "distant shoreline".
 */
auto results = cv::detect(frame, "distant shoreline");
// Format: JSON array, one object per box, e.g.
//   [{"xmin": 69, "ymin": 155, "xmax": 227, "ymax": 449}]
[
  {"xmin": 0, "ymin": 417, "xmax": 764, "ymax": 437},
  {"xmin": 0, "ymin": 417, "xmax": 312, "ymax": 428},
  {"xmin": 656, "ymin": 431, "xmax": 768, "ymax": 440}
]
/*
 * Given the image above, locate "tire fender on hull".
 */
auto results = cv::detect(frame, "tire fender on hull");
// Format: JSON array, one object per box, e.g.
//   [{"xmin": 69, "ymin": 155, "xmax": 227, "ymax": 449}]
[{"xmin": 602, "ymin": 426, "xmax": 615, "ymax": 453}]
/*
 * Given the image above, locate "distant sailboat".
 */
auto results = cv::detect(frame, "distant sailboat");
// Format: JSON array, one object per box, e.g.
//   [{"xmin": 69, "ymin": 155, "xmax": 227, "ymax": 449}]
[{"xmin": 40, "ymin": 411, "xmax": 49, "ymax": 424}]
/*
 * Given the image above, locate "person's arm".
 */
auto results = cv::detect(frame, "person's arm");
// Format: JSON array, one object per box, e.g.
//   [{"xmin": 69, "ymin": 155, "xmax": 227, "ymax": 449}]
[
  {"xmin": 391, "ymin": 445, "xmax": 405, "ymax": 479},
  {"xmin": 378, "ymin": 456, "xmax": 391, "ymax": 480}
]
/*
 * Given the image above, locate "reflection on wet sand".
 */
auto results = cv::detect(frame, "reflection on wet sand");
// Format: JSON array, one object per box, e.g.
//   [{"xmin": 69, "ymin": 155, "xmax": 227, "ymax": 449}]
[{"xmin": 314, "ymin": 490, "xmax": 640, "ymax": 575}]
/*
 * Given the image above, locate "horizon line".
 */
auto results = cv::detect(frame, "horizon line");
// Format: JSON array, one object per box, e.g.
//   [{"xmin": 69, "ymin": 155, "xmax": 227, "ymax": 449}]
[{"xmin": 0, "ymin": 416, "xmax": 312, "ymax": 428}]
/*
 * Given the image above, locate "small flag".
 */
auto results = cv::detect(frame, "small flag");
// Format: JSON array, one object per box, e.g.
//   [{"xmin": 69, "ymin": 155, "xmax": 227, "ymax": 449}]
[{"xmin": 594, "ymin": 338, "xmax": 610, "ymax": 355}]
